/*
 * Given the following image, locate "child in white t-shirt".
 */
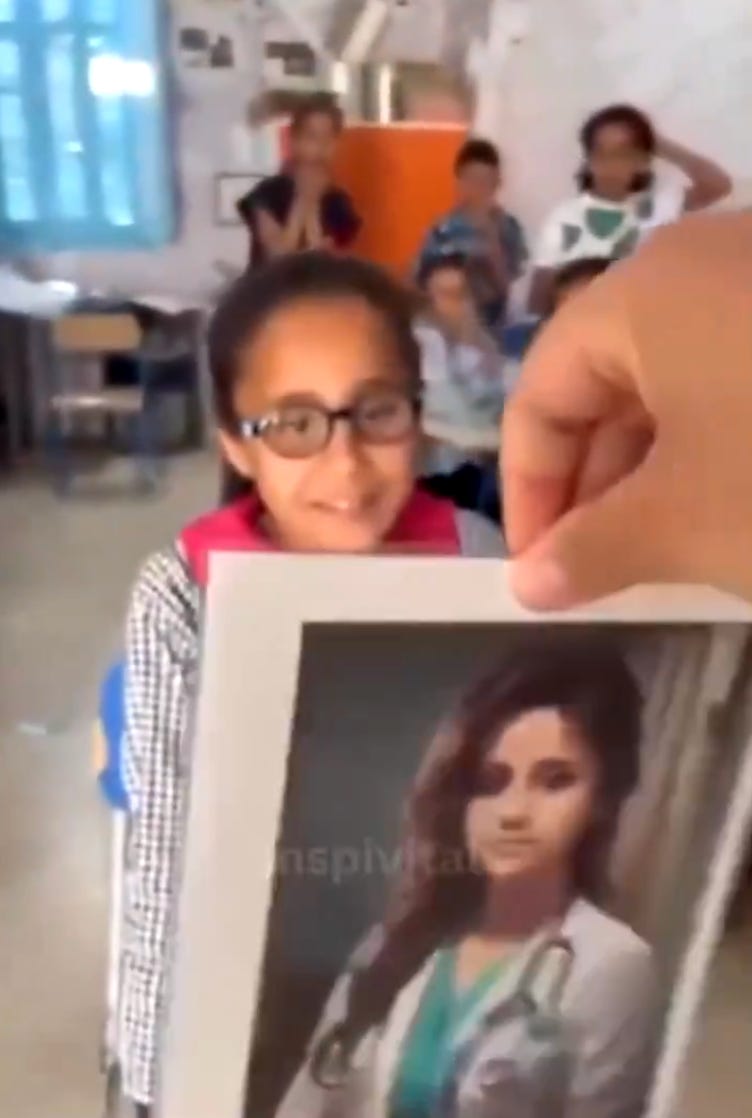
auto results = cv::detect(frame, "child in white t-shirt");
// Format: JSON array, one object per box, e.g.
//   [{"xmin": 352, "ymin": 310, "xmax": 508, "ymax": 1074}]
[{"xmin": 529, "ymin": 104, "xmax": 731, "ymax": 314}]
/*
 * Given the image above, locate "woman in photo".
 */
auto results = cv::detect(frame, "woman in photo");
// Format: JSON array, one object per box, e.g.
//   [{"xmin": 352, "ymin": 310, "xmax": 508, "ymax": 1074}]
[
  {"xmin": 528, "ymin": 103, "xmax": 731, "ymax": 313},
  {"xmin": 276, "ymin": 643, "xmax": 656, "ymax": 1118}
]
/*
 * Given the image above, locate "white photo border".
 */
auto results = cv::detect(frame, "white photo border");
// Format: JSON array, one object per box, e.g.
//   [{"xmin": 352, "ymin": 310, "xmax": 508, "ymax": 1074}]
[{"xmin": 159, "ymin": 557, "xmax": 752, "ymax": 1118}]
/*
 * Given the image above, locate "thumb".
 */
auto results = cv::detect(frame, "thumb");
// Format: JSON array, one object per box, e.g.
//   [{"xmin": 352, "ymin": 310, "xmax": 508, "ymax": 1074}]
[{"xmin": 509, "ymin": 461, "xmax": 676, "ymax": 609}]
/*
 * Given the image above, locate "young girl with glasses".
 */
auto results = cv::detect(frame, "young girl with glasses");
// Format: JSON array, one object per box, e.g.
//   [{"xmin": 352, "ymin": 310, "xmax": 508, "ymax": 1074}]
[{"xmin": 117, "ymin": 252, "xmax": 502, "ymax": 1117}]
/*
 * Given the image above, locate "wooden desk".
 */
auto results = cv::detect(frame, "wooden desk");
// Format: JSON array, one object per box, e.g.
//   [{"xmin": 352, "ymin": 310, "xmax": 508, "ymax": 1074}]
[{"xmin": 0, "ymin": 291, "xmax": 214, "ymax": 462}]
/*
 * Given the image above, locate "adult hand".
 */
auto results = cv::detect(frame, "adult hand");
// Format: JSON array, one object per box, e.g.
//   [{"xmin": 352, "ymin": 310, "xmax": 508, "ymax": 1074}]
[{"xmin": 502, "ymin": 210, "xmax": 752, "ymax": 608}]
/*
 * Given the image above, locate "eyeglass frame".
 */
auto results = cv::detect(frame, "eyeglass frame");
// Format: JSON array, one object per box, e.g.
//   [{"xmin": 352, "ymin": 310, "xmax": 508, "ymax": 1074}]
[{"xmin": 235, "ymin": 388, "xmax": 423, "ymax": 457}]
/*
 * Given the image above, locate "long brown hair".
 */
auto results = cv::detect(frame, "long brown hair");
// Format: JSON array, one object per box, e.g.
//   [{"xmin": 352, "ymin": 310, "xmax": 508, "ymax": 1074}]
[{"xmin": 314, "ymin": 641, "xmax": 642, "ymax": 1070}]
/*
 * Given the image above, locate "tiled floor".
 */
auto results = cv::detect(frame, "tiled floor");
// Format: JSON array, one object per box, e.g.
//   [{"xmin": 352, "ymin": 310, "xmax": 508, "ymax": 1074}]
[{"xmin": 0, "ymin": 454, "xmax": 747, "ymax": 1117}]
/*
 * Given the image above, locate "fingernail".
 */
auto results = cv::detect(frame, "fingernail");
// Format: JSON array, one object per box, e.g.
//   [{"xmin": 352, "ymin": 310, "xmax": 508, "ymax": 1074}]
[{"xmin": 510, "ymin": 557, "xmax": 573, "ymax": 611}]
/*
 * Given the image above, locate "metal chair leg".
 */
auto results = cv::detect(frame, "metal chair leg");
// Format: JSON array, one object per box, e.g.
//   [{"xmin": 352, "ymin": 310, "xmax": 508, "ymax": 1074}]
[
  {"xmin": 133, "ymin": 363, "xmax": 163, "ymax": 492},
  {"xmin": 45, "ymin": 411, "xmax": 72, "ymax": 497}
]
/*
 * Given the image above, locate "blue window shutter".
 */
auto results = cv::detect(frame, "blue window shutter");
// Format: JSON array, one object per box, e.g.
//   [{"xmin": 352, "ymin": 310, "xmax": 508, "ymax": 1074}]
[{"xmin": 0, "ymin": 0, "xmax": 176, "ymax": 251}]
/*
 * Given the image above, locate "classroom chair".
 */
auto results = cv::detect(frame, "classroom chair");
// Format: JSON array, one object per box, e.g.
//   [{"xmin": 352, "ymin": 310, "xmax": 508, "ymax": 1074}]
[{"xmin": 44, "ymin": 312, "xmax": 161, "ymax": 495}]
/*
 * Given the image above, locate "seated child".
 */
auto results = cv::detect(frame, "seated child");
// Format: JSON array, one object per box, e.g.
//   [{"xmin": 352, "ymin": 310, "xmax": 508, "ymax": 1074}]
[
  {"xmin": 552, "ymin": 255, "xmax": 612, "ymax": 310},
  {"xmin": 414, "ymin": 253, "xmax": 504, "ymax": 522},
  {"xmin": 529, "ymin": 103, "xmax": 730, "ymax": 315},
  {"xmin": 415, "ymin": 138, "xmax": 528, "ymax": 331},
  {"xmin": 116, "ymin": 252, "xmax": 502, "ymax": 1116},
  {"xmin": 502, "ymin": 255, "xmax": 614, "ymax": 395}
]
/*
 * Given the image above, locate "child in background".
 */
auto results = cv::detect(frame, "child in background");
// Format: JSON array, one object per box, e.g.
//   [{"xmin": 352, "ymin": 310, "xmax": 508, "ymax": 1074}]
[
  {"xmin": 117, "ymin": 253, "xmax": 501, "ymax": 1117},
  {"xmin": 415, "ymin": 254, "xmax": 504, "ymax": 522},
  {"xmin": 529, "ymin": 104, "xmax": 731, "ymax": 314},
  {"xmin": 552, "ymin": 255, "xmax": 612, "ymax": 310},
  {"xmin": 501, "ymin": 257, "xmax": 614, "ymax": 400},
  {"xmin": 238, "ymin": 92, "xmax": 361, "ymax": 267},
  {"xmin": 415, "ymin": 138, "xmax": 528, "ymax": 332}
]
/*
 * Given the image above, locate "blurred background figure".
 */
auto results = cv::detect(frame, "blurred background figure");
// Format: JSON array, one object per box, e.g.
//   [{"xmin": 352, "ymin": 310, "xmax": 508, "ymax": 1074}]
[
  {"xmin": 238, "ymin": 93, "xmax": 361, "ymax": 267},
  {"xmin": 550, "ymin": 256, "xmax": 612, "ymax": 311},
  {"xmin": 415, "ymin": 253, "xmax": 504, "ymax": 523},
  {"xmin": 529, "ymin": 104, "xmax": 731, "ymax": 313},
  {"xmin": 415, "ymin": 138, "xmax": 527, "ymax": 334}
]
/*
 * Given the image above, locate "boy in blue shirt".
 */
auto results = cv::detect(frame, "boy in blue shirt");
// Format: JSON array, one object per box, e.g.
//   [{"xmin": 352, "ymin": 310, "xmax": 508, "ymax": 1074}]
[{"xmin": 415, "ymin": 138, "xmax": 528, "ymax": 332}]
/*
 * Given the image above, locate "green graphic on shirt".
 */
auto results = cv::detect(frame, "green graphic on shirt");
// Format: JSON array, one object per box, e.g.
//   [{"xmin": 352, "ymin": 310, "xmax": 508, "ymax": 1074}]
[
  {"xmin": 611, "ymin": 227, "xmax": 640, "ymax": 259},
  {"xmin": 585, "ymin": 207, "xmax": 627, "ymax": 241},
  {"xmin": 561, "ymin": 224, "xmax": 583, "ymax": 252}
]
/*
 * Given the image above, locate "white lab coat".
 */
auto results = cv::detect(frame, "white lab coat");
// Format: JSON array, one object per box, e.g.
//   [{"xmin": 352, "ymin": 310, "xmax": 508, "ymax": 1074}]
[{"xmin": 275, "ymin": 899, "xmax": 656, "ymax": 1118}]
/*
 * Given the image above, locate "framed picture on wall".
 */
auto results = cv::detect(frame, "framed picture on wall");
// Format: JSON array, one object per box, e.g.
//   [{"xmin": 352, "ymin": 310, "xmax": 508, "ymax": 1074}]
[
  {"xmin": 214, "ymin": 172, "xmax": 263, "ymax": 226},
  {"xmin": 159, "ymin": 557, "xmax": 752, "ymax": 1118}
]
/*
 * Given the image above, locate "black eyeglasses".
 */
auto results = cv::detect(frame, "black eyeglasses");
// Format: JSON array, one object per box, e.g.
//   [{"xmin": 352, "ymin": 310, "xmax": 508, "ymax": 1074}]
[{"xmin": 237, "ymin": 387, "xmax": 421, "ymax": 460}]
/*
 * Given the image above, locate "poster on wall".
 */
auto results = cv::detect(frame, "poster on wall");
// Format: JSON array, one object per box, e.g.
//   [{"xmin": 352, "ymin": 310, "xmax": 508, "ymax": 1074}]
[
  {"xmin": 159, "ymin": 558, "xmax": 752, "ymax": 1118},
  {"xmin": 173, "ymin": 0, "xmax": 250, "ymax": 81}
]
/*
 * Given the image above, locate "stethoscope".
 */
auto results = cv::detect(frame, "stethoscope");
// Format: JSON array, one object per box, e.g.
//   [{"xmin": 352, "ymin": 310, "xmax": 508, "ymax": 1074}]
[
  {"xmin": 311, "ymin": 1023, "xmax": 355, "ymax": 1090},
  {"xmin": 309, "ymin": 935, "xmax": 576, "ymax": 1092}
]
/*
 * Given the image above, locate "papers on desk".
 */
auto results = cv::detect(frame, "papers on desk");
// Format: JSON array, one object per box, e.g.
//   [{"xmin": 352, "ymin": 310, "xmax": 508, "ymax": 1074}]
[{"xmin": 0, "ymin": 268, "xmax": 78, "ymax": 318}]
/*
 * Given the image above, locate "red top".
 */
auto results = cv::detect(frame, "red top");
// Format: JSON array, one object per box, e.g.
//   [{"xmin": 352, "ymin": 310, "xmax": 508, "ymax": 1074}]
[{"xmin": 180, "ymin": 489, "xmax": 461, "ymax": 587}]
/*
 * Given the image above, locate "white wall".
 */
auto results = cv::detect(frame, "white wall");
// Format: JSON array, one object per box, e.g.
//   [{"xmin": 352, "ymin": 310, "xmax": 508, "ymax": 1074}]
[{"xmin": 475, "ymin": 0, "xmax": 752, "ymax": 240}]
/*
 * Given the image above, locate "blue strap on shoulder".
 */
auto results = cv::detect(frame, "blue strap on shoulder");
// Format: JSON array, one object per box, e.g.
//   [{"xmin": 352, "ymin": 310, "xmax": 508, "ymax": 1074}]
[{"xmin": 96, "ymin": 660, "xmax": 130, "ymax": 812}]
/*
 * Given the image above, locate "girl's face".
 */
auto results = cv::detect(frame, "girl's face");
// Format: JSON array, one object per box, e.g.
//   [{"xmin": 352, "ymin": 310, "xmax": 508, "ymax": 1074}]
[
  {"xmin": 464, "ymin": 709, "xmax": 600, "ymax": 885},
  {"xmin": 587, "ymin": 122, "xmax": 650, "ymax": 200},
  {"xmin": 427, "ymin": 267, "xmax": 474, "ymax": 329},
  {"xmin": 291, "ymin": 111, "xmax": 339, "ymax": 171},
  {"xmin": 220, "ymin": 298, "xmax": 419, "ymax": 553}
]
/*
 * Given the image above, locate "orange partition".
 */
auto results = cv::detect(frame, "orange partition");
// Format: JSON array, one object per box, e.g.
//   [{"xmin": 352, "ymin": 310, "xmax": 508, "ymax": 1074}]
[{"xmin": 332, "ymin": 124, "xmax": 467, "ymax": 275}]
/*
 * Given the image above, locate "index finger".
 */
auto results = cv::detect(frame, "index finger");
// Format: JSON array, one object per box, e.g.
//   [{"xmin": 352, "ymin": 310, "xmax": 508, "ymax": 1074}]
[{"xmin": 502, "ymin": 272, "xmax": 639, "ymax": 555}]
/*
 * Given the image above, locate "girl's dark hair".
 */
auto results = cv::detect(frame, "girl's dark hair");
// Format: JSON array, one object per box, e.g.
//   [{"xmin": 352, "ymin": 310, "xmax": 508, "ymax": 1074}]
[
  {"xmin": 210, "ymin": 252, "xmax": 422, "ymax": 501},
  {"xmin": 290, "ymin": 90, "xmax": 344, "ymax": 134},
  {"xmin": 553, "ymin": 256, "xmax": 612, "ymax": 300},
  {"xmin": 577, "ymin": 103, "xmax": 656, "ymax": 194},
  {"xmin": 318, "ymin": 641, "xmax": 642, "ymax": 1067},
  {"xmin": 455, "ymin": 137, "xmax": 501, "ymax": 174},
  {"xmin": 416, "ymin": 251, "xmax": 469, "ymax": 291}
]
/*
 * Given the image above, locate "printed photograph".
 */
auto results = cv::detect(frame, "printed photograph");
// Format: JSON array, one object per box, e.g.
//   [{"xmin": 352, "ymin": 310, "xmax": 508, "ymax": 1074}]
[{"xmin": 237, "ymin": 621, "xmax": 752, "ymax": 1118}]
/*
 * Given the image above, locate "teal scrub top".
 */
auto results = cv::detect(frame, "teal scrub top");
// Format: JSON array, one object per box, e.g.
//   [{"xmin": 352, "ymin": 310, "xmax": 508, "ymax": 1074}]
[{"xmin": 389, "ymin": 948, "xmax": 506, "ymax": 1118}]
